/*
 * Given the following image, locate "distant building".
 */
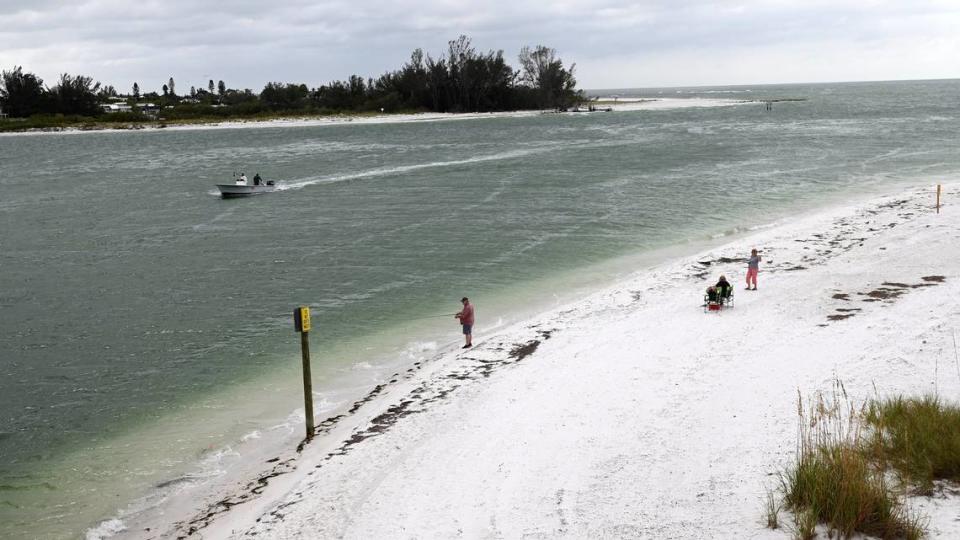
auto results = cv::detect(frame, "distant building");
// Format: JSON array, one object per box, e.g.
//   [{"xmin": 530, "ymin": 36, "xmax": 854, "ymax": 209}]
[
  {"xmin": 101, "ymin": 103, "xmax": 133, "ymax": 113},
  {"xmin": 100, "ymin": 102, "xmax": 160, "ymax": 115}
]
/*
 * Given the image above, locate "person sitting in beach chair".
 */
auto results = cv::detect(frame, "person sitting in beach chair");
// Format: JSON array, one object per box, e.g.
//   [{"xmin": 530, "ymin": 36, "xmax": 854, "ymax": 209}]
[
  {"xmin": 715, "ymin": 275, "xmax": 734, "ymax": 307},
  {"xmin": 704, "ymin": 286, "xmax": 722, "ymax": 312}
]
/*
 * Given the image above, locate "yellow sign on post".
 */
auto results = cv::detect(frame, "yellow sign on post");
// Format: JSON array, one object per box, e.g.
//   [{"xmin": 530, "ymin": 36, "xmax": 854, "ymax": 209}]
[
  {"xmin": 294, "ymin": 306, "xmax": 311, "ymax": 332},
  {"xmin": 293, "ymin": 305, "xmax": 314, "ymax": 439}
]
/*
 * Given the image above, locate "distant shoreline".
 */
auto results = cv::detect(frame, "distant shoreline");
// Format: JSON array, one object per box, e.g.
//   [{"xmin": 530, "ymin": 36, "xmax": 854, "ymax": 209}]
[
  {"xmin": 0, "ymin": 109, "xmax": 545, "ymax": 135},
  {"xmin": 0, "ymin": 110, "xmax": 432, "ymax": 134},
  {"xmin": 0, "ymin": 97, "xmax": 763, "ymax": 135}
]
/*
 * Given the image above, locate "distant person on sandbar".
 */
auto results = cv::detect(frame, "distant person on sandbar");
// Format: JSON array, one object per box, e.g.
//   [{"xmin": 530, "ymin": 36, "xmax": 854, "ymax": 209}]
[
  {"xmin": 454, "ymin": 297, "xmax": 474, "ymax": 349},
  {"xmin": 746, "ymin": 249, "xmax": 761, "ymax": 290},
  {"xmin": 715, "ymin": 275, "xmax": 732, "ymax": 302}
]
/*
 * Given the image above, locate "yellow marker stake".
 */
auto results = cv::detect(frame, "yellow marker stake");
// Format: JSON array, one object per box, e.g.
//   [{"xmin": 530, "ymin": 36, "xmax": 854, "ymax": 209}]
[
  {"xmin": 937, "ymin": 184, "xmax": 941, "ymax": 214},
  {"xmin": 294, "ymin": 306, "xmax": 315, "ymax": 439}
]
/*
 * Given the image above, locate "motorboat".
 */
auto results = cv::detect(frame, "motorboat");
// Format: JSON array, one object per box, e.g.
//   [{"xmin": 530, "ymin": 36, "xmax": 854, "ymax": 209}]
[
  {"xmin": 216, "ymin": 173, "xmax": 276, "ymax": 198},
  {"xmin": 215, "ymin": 183, "xmax": 276, "ymax": 198}
]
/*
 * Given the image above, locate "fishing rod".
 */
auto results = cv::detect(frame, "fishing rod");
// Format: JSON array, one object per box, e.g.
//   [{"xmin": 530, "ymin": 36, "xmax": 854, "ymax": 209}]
[
  {"xmin": 408, "ymin": 313, "xmax": 457, "ymax": 321},
  {"xmin": 271, "ymin": 311, "xmax": 456, "ymax": 322}
]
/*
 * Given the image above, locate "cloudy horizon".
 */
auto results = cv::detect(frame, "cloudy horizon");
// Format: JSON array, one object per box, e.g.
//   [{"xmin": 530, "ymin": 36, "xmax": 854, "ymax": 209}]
[{"xmin": 1, "ymin": 0, "xmax": 958, "ymax": 94}]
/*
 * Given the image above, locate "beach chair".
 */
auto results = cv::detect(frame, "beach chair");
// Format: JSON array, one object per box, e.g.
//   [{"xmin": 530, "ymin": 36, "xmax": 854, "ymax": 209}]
[
  {"xmin": 703, "ymin": 286, "xmax": 733, "ymax": 313},
  {"xmin": 718, "ymin": 286, "xmax": 734, "ymax": 308},
  {"xmin": 703, "ymin": 292, "xmax": 722, "ymax": 313}
]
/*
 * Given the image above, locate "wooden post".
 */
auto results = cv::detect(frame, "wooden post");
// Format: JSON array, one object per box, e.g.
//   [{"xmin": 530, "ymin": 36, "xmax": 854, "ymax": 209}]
[
  {"xmin": 936, "ymin": 184, "xmax": 942, "ymax": 214},
  {"xmin": 294, "ymin": 307, "xmax": 315, "ymax": 440}
]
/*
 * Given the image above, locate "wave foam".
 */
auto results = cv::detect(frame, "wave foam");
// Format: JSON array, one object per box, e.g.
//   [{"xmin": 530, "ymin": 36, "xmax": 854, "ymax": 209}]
[
  {"xmin": 403, "ymin": 340, "xmax": 439, "ymax": 361},
  {"xmin": 85, "ymin": 518, "xmax": 125, "ymax": 540}
]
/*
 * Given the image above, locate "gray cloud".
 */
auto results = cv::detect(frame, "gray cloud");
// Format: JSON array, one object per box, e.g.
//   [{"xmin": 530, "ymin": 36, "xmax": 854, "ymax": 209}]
[{"xmin": 0, "ymin": 0, "xmax": 957, "ymax": 92}]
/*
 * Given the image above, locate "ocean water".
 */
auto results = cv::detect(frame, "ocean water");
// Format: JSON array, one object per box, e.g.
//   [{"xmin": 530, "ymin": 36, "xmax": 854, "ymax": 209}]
[{"xmin": 2, "ymin": 79, "xmax": 960, "ymax": 538}]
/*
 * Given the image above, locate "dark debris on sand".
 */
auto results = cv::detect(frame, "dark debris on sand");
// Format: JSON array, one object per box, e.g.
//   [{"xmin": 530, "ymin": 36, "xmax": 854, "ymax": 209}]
[{"xmin": 824, "ymin": 276, "xmax": 946, "ymax": 325}]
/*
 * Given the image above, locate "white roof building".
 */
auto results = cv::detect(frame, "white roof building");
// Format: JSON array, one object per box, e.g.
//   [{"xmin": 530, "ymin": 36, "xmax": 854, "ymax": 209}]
[{"xmin": 101, "ymin": 103, "xmax": 132, "ymax": 113}]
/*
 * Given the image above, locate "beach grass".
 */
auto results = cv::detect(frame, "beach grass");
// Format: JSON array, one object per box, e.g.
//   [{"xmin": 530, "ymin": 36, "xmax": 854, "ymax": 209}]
[
  {"xmin": 763, "ymin": 488, "xmax": 781, "ymax": 529},
  {"xmin": 792, "ymin": 507, "xmax": 817, "ymax": 540},
  {"xmin": 780, "ymin": 437, "xmax": 924, "ymax": 539},
  {"xmin": 864, "ymin": 395, "xmax": 960, "ymax": 493},
  {"xmin": 773, "ymin": 385, "xmax": 926, "ymax": 539}
]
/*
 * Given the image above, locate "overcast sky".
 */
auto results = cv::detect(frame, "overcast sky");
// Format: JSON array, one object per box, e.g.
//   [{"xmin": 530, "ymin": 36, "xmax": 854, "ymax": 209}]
[{"xmin": 1, "ymin": 0, "xmax": 958, "ymax": 93}]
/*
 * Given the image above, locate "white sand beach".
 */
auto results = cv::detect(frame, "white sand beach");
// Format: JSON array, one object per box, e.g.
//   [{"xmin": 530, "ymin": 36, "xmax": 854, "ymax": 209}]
[{"xmin": 114, "ymin": 184, "xmax": 960, "ymax": 539}]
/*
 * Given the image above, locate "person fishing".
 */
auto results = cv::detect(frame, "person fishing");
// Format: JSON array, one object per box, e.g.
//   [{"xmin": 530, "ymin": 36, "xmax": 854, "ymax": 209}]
[{"xmin": 454, "ymin": 297, "xmax": 474, "ymax": 349}]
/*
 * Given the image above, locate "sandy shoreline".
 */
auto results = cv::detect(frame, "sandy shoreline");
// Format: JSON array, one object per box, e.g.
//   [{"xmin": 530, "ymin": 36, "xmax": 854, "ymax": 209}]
[
  {"xmin": 102, "ymin": 183, "xmax": 960, "ymax": 539},
  {"xmin": 2, "ymin": 98, "xmax": 751, "ymax": 138}
]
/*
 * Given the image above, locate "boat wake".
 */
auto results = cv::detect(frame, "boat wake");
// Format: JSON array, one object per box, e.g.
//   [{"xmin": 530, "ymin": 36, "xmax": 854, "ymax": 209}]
[{"xmin": 277, "ymin": 148, "xmax": 550, "ymax": 191}]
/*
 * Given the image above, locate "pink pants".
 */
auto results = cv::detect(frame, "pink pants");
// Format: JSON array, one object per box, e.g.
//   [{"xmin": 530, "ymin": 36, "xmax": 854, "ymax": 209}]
[{"xmin": 746, "ymin": 268, "xmax": 758, "ymax": 288}]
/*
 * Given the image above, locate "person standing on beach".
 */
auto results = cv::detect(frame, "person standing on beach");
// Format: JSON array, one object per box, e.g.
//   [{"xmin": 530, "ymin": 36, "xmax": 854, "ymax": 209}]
[
  {"xmin": 746, "ymin": 249, "xmax": 761, "ymax": 290},
  {"xmin": 454, "ymin": 297, "xmax": 474, "ymax": 348}
]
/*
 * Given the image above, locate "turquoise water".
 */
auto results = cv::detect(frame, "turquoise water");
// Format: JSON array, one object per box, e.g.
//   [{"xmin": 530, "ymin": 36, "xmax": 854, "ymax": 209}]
[{"xmin": 2, "ymin": 80, "xmax": 960, "ymax": 538}]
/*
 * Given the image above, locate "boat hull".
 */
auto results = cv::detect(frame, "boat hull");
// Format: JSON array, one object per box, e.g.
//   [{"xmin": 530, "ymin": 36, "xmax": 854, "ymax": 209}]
[{"xmin": 215, "ymin": 184, "xmax": 276, "ymax": 198}]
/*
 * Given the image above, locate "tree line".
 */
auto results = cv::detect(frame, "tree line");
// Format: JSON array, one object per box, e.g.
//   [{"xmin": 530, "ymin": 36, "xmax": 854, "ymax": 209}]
[{"xmin": 0, "ymin": 36, "xmax": 582, "ymax": 122}]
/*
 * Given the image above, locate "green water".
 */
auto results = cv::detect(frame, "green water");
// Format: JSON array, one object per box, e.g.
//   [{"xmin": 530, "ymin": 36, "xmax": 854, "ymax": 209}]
[{"xmin": 2, "ymin": 80, "xmax": 960, "ymax": 538}]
